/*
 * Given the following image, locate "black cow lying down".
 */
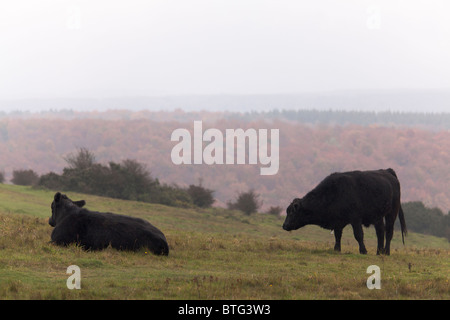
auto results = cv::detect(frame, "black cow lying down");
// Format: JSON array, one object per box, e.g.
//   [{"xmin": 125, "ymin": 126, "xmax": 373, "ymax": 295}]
[
  {"xmin": 283, "ymin": 168, "xmax": 407, "ymax": 255},
  {"xmin": 49, "ymin": 192, "xmax": 169, "ymax": 255}
]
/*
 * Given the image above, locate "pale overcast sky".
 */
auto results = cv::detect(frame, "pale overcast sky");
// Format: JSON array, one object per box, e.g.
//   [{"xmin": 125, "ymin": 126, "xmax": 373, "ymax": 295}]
[{"xmin": 1, "ymin": 0, "xmax": 449, "ymax": 106}]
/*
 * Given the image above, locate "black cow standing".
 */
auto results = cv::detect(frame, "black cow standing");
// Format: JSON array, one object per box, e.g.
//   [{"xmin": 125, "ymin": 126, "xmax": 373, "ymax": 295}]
[
  {"xmin": 49, "ymin": 192, "xmax": 169, "ymax": 255},
  {"xmin": 283, "ymin": 169, "xmax": 407, "ymax": 255}
]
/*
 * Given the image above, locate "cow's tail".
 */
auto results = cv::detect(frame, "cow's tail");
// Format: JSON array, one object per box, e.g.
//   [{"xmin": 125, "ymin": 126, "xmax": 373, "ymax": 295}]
[
  {"xmin": 387, "ymin": 168, "xmax": 407, "ymax": 244},
  {"xmin": 398, "ymin": 204, "xmax": 407, "ymax": 245}
]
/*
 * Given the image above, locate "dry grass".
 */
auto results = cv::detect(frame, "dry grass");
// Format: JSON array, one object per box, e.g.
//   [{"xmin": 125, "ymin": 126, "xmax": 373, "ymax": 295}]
[{"xmin": 0, "ymin": 185, "xmax": 449, "ymax": 300}]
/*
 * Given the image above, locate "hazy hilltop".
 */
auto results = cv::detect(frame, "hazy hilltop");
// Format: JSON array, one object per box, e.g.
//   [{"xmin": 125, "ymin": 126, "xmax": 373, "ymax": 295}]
[
  {"xmin": 0, "ymin": 109, "xmax": 449, "ymax": 214},
  {"xmin": 2, "ymin": 90, "xmax": 450, "ymax": 113}
]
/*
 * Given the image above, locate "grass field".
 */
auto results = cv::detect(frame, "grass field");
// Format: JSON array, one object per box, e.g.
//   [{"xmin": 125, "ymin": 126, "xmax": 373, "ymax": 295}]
[{"xmin": 0, "ymin": 184, "xmax": 449, "ymax": 299}]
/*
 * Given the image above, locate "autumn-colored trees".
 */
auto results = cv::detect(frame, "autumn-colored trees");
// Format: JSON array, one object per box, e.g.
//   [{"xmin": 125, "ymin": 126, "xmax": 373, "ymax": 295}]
[
  {"xmin": 1, "ymin": 109, "xmax": 449, "ymax": 240},
  {"xmin": 0, "ymin": 110, "xmax": 449, "ymax": 214}
]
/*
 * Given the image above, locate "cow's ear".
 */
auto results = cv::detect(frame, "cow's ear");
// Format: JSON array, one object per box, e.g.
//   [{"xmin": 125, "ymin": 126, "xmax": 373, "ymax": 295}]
[
  {"xmin": 74, "ymin": 200, "xmax": 86, "ymax": 208},
  {"xmin": 54, "ymin": 192, "xmax": 62, "ymax": 202},
  {"xmin": 293, "ymin": 198, "xmax": 303, "ymax": 212}
]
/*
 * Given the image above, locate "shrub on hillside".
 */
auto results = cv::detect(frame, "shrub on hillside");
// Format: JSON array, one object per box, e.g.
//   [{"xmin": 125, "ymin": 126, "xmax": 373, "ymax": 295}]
[
  {"xmin": 11, "ymin": 169, "xmax": 39, "ymax": 186},
  {"xmin": 187, "ymin": 181, "xmax": 215, "ymax": 208},
  {"xmin": 37, "ymin": 148, "xmax": 194, "ymax": 208},
  {"xmin": 227, "ymin": 189, "xmax": 262, "ymax": 215},
  {"xmin": 399, "ymin": 201, "xmax": 450, "ymax": 241},
  {"xmin": 38, "ymin": 172, "xmax": 65, "ymax": 190},
  {"xmin": 266, "ymin": 206, "xmax": 283, "ymax": 216}
]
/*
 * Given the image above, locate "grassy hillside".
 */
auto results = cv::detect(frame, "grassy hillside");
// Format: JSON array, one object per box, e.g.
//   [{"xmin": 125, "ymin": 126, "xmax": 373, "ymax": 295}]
[{"xmin": 0, "ymin": 184, "xmax": 448, "ymax": 299}]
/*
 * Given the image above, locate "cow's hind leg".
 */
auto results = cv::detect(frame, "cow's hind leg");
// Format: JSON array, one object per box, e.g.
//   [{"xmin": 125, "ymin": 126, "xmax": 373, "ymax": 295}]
[
  {"xmin": 351, "ymin": 222, "xmax": 367, "ymax": 254},
  {"xmin": 384, "ymin": 216, "xmax": 395, "ymax": 256},
  {"xmin": 374, "ymin": 220, "xmax": 385, "ymax": 255},
  {"xmin": 333, "ymin": 228, "xmax": 343, "ymax": 252}
]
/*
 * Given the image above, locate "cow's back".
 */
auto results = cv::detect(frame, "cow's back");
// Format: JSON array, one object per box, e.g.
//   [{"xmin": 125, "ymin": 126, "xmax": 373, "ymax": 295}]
[
  {"xmin": 52, "ymin": 209, "xmax": 169, "ymax": 253},
  {"xmin": 303, "ymin": 169, "xmax": 400, "ymax": 225},
  {"xmin": 351, "ymin": 169, "xmax": 399, "ymax": 204}
]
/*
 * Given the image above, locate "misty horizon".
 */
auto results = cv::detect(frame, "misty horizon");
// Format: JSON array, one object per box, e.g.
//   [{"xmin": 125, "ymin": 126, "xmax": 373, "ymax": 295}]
[
  {"xmin": 1, "ymin": 89, "xmax": 449, "ymax": 113},
  {"xmin": 1, "ymin": 1, "xmax": 450, "ymax": 113}
]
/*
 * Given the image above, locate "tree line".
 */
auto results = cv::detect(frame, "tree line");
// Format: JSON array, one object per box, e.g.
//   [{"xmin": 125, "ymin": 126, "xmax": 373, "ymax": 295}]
[
  {"xmin": 39, "ymin": 148, "xmax": 215, "ymax": 208},
  {"xmin": 1, "ymin": 148, "xmax": 449, "ymax": 241},
  {"xmin": 3, "ymin": 109, "xmax": 449, "ymax": 129},
  {"xmin": 396, "ymin": 202, "xmax": 450, "ymax": 241},
  {"xmin": 2, "ymin": 148, "xmax": 269, "ymax": 215},
  {"xmin": 233, "ymin": 109, "xmax": 450, "ymax": 129}
]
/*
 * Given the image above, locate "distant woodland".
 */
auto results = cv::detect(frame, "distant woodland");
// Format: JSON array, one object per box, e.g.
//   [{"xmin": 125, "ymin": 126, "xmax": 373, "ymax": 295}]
[
  {"xmin": 0, "ymin": 110, "xmax": 449, "ymax": 216},
  {"xmin": 2, "ymin": 109, "xmax": 450, "ymax": 129}
]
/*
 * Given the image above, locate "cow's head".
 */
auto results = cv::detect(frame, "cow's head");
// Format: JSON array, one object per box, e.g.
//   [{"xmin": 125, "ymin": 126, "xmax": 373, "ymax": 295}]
[
  {"xmin": 49, "ymin": 192, "xmax": 86, "ymax": 227},
  {"xmin": 282, "ymin": 198, "xmax": 310, "ymax": 231}
]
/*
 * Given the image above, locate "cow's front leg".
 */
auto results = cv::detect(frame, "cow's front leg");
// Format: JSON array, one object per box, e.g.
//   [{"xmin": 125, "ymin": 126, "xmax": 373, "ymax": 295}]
[
  {"xmin": 351, "ymin": 222, "xmax": 367, "ymax": 254},
  {"xmin": 333, "ymin": 228, "xmax": 342, "ymax": 252}
]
